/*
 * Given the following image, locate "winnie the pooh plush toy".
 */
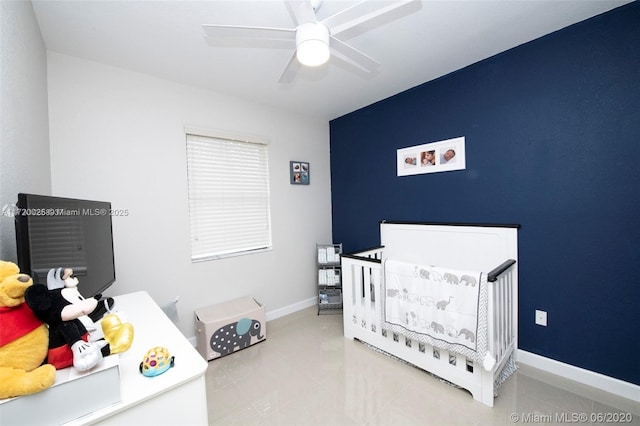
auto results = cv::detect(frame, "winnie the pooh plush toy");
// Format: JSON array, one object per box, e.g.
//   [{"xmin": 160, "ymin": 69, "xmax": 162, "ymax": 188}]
[{"xmin": 0, "ymin": 260, "xmax": 56, "ymax": 399}]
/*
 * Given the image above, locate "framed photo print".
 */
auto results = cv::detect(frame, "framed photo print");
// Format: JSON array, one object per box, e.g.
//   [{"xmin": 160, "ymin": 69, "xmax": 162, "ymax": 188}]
[
  {"xmin": 290, "ymin": 161, "xmax": 310, "ymax": 185},
  {"xmin": 397, "ymin": 136, "xmax": 466, "ymax": 177}
]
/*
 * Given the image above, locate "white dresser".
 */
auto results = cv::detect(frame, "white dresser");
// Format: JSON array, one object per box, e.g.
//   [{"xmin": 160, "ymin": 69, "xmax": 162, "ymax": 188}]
[
  {"xmin": 70, "ymin": 291, "xmax": 209, "ymax": 425},
  {"xmin": 1, "ymin": 291, "xmax": 209, "ymax": 425}
]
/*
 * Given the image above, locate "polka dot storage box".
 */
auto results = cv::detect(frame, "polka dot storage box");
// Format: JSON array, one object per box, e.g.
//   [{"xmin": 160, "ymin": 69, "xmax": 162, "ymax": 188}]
[{"xmin": 194, "ymin": 297, "xmax": 266, "ymax": 361}]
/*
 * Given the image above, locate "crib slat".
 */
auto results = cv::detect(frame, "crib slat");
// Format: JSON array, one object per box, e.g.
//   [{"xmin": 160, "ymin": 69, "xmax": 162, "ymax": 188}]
[
  {"xmin": 496, "ymin": 276, "xmax": 503, "ymax": 359},
  {"xmin": 355, "ymin": 266, "xmax": 364, "ymax": 327},
  {"xmin": 372, "ymin": 266, "xmax": 382, "ymax": 334},
  {"xmin": 506, "ymin": 271, "xmax": 514, "ymax": 350},
  {"xmin": 500, "ymin": 275, "xmax": 505, "ymax": 359},
  {"xmin": 488, "ymin": 276, "xmax": 497, "ymax": 359},
  {"xmin": 363, "ymin": 266, "xmax": 372, "ymax": 331}
]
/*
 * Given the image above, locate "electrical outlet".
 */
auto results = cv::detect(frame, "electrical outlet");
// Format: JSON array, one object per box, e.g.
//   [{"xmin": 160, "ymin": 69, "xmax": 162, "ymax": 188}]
[{"xmin": 535, "ymin": 310, "xmax": 547, "ymax": 326}]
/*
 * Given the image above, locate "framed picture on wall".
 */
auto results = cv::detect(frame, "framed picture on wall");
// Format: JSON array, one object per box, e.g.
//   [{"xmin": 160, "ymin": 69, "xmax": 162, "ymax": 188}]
[
  {"xmin": 290, "ymin": 161, "xmax": 310, "ymax": 185},
  {"xmin": 397, "ymin": 136, "xmax": 466, "ymax": 176}
]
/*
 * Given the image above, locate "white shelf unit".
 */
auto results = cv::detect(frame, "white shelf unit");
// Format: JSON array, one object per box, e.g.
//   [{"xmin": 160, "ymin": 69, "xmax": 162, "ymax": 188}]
[{"xmin": 317, "ymin": 243, "xmax": 343, "ymax": 315}]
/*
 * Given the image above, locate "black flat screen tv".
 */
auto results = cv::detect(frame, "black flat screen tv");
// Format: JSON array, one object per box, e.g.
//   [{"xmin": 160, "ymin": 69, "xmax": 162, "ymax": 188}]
[{"xmin": 14, "ymin": 193, "xmax": 116, "ymax": 297}]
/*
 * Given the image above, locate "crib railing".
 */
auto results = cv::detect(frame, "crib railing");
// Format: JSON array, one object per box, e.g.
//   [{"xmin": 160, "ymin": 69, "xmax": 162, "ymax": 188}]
[
  {"xmin": 341, "ymin": 248, "xmax": 517, "ymax": 406},
  {"xmin": 487, "ymin": 259, "xmax": 517, "ymax": 366}
]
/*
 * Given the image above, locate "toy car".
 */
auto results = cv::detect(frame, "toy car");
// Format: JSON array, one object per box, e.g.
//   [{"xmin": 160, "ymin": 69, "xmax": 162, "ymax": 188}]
[{"xmin": 139, "ymin": 346, "xmax": 175, "ymax": 377}]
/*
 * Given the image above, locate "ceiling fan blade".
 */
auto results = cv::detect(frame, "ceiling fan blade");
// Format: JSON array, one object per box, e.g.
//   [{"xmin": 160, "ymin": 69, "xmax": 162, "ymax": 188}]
[
  {"xmin": 278, "ymin": 51, "xmax": 302, "ymax": 84},
  {"xmin": 203, "ymin": 24, "xmax": 295, "ymax": 42},
  {"xmin": 329, "ymin": 37, "xmax": 380, "ymax": 73},
  {"xmin": 322, "ymin": 0, "xmax": 419, "ymax": 36},
  {"xmin": 285, "ymin": 0, "xmax": 318, "ymax": 26}
]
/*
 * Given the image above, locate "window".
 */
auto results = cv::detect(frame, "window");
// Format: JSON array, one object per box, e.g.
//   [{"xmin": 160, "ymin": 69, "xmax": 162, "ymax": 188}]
[{"xmin": 185, "ymin": 130, "xmax": 272, "ymax": 261}]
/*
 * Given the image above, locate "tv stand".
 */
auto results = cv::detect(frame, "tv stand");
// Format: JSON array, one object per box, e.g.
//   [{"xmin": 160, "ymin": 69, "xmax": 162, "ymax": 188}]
[{"xmin": 69, "ymin": 291, "xmax": 208, "ymax": 425}]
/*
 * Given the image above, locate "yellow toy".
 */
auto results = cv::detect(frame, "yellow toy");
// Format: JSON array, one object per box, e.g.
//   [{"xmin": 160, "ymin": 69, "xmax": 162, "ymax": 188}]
[
  {"xmin": 0, "ymin": 261, "xmax": 56, "ymax": 399},
  {"xmin": 100, "ymin": 312, "xmax": 134, "ymax": 354}
]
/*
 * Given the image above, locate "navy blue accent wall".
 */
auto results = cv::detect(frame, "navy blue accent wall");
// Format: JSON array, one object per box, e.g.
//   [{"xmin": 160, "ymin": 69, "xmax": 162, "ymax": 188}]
[{"xmin": 330, "ymin": 3, "xmax": 640, "ymax": 386}]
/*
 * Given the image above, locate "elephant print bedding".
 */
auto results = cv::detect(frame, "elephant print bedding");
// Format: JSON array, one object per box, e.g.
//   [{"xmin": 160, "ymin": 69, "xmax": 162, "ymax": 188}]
[
  {"xmin": 382, "ymin": 259, "xmax": 496, "ymax": 371},
  {"xmin": 209, "ymin": 318, "xmax": 264, "ymax": 358}
]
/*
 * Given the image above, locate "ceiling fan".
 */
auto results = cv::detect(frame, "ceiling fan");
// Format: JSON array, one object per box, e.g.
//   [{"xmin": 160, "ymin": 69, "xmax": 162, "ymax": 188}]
[{"xmin": 202, "ymin": 0, "xmax": 420, "ymax": 83}]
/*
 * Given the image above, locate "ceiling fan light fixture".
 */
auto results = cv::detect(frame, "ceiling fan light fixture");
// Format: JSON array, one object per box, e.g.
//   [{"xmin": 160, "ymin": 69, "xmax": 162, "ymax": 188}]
[
  {"xmin": 296, "ymin": 22, "xmax": 330, "ymax": 67},
  {"xmin": 297, "ymin": 39, "xmax": 330, "ymax": 66}
]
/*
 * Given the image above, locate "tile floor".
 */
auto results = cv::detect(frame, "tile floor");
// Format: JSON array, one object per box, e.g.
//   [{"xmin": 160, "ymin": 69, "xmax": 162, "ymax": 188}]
[{"xmin": 205, "ymin": 307, "xmax": 639, "ymax": 425}]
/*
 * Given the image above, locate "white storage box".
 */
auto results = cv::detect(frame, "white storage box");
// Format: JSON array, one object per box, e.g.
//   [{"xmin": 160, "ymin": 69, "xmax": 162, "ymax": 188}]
[{"xmin": 195, "ymin": 297, "xmax": 266, "ymax": 361}]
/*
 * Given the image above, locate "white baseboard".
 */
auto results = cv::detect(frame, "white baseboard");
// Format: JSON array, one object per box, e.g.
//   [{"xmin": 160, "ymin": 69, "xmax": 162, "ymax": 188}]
[
  {"xmin": 265, "ymin": 296, "xmax": 317, "ymax": 322},
  {"xmin": 517, "ymin": 350, "xmax": 640, "ymax": 402}
]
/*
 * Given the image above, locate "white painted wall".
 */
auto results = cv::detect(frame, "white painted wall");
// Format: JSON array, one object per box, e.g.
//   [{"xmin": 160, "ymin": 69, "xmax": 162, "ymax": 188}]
[
  {"xmin": 0, "ymin": 0, "xmax": 51, "ymax": 261},
  {"xmin": 47, "ymin": 52, "xmax": 333, "ymax": 338}
]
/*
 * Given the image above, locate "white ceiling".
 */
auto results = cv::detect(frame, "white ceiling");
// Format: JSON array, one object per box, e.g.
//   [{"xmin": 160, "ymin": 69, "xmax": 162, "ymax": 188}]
[{"xmin": 31, "ymin": 0, "xmax": 632, "ymax": 121}]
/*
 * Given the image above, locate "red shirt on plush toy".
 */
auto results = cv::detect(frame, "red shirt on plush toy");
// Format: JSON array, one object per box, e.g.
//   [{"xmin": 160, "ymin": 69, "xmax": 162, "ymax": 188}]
[{"xmin": 0, "ymin": 260, "xmax": 56, "ymax": 399}]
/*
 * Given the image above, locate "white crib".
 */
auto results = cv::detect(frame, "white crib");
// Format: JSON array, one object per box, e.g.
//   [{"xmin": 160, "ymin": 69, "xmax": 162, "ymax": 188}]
[{"xmin": 341, "ymin": 222, "xmax": 519, "ymax": 407}]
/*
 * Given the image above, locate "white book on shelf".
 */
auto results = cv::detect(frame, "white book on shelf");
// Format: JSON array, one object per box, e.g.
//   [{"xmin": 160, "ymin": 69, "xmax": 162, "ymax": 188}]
[{"xmin": 318, "ymin": 248, "xmax": 327, "ymax": 264}]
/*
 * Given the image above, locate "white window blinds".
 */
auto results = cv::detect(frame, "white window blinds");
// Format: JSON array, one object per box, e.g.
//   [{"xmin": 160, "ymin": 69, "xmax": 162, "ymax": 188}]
[{"xmin": 186, "ymin": 132, "xmax": 272, "ymax": 261}]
